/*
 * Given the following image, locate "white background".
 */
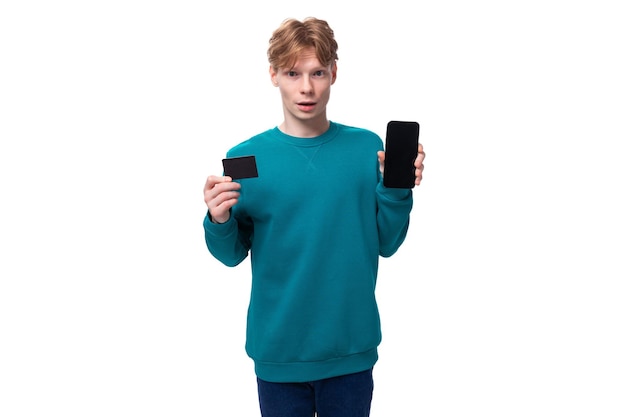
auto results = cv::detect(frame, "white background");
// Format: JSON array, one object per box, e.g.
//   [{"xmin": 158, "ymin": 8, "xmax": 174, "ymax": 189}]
[{"xmin": 1, "ymin": 1, "xmax": 625, "ymax": 416}]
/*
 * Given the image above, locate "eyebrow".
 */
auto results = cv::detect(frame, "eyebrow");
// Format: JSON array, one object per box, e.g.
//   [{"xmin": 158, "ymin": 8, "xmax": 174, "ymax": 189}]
[{"xmin": 286, "ymin": 64, "xmax": 328, "ymax": 72}]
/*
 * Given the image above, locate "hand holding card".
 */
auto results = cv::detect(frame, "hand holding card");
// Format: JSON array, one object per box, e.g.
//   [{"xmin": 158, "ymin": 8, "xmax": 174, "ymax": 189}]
[{"xmin": 222, "ymin": 155, "xmax": 259, "ymax": 180}]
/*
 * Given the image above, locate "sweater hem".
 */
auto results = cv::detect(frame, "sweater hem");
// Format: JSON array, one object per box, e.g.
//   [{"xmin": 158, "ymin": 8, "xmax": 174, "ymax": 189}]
[{"xmin": 253, "ymin": 348, "xmax": 378, "ymax": 383}]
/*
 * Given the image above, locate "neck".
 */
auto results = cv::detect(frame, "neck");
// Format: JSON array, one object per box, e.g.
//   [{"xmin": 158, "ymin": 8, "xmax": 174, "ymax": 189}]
[{"xmin": 279, "ymin": 115, "xmax": 330, "ymax": 138}]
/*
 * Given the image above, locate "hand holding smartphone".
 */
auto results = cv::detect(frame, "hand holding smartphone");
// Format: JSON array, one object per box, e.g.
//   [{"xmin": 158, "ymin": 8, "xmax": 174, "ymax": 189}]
[{"xmin": 383, "ymin": 121, "xmax": 420, "ymax": 189}]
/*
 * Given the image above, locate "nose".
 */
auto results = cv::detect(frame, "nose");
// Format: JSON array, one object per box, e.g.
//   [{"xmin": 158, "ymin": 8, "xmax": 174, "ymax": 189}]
[{"xmin": 300, "ymin": 76, "xmax": 313, "ymax": 94}]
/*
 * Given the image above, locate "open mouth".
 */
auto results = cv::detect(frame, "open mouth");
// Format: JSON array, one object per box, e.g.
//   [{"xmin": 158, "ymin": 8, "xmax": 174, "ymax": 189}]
[{"xmin": 297, "ymin": 102, "xmax": 316, "ymax": 111}]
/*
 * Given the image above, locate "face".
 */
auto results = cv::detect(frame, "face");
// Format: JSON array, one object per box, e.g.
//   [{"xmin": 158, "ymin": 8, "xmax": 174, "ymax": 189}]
[{"xmin": 270, "ymin": 48, "xmax": 337, "ymax": 128}]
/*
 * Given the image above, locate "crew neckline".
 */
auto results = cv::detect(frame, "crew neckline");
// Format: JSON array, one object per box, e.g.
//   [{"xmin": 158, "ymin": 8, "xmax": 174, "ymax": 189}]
[{"xmin": 271, "ymin": 121, "xmax": 339, "ymax": 147}]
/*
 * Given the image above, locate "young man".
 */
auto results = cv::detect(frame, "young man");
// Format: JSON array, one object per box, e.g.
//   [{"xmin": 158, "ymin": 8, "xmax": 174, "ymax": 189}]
[{"xmin": 203, "ymin": 17, "xmax": 425, "ymax": 417}]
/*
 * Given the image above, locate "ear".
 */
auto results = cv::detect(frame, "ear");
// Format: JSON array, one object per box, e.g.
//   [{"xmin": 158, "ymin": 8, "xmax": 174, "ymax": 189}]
[{"xmin": 269, "ymin": 65, "xmax": 278, "ymax": 86}]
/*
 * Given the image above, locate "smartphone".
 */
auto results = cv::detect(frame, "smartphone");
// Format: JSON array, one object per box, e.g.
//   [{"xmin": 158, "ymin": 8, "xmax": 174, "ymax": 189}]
[
  {"xmin": 383, "ymin": 121, "xmax": 420, "ymax": 189},
  {"xmin": 222, "ymin": 155, "xmax": 258, "ymax": 180}
]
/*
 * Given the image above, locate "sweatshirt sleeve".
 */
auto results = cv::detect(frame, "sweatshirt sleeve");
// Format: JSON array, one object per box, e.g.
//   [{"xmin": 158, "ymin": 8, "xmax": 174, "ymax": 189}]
[
  {"xmin": 376, "ymin": 183, "xmax": 413, "ymax": 257},
  {"xmin": 203, "ymin": 213, "xmax": 252, "ymax": 267}
]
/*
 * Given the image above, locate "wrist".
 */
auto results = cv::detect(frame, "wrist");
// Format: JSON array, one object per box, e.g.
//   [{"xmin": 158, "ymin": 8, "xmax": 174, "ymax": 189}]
[{"xmin": 207, "ymin": 209, "xmax": 229, "ymax": 224}]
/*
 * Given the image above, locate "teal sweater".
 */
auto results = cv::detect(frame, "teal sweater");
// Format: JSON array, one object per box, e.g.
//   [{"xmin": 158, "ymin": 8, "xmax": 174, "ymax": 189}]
[{"xmin": 203, "ymin": 122, "xmax": 413, "ymax": 382}]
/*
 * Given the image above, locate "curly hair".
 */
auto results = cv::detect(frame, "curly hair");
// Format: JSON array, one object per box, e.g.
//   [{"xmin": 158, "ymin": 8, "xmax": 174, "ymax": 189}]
[{"xmin": 267, "ymin": 17, "xmax": 338, "ymax": 70}]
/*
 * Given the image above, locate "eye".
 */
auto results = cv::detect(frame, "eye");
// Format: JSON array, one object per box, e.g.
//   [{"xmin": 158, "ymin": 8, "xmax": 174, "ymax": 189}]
[
  {"xmin": 314, "ymin": 70, "xmax": 325, "ymax": 77},
  {"xmin": 287, "ymin": 71, "xmax": 297, "ymax": 77}
]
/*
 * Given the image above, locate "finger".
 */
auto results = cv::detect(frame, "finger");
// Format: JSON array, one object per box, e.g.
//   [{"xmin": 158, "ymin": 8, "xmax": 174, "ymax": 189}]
[
  {"xmin": 204, "ymin": 175, "xmax": 222, "ymax": 192},
  {"xmin": 415, "ymin": 143, "xmax": 425, "ymax": 160},
  {"xmin": 414, "ymin": 153, "xmax": 425, "ymax": 167},
  {"xmin": 204, "ymin": 179, "xmax": 241, "ymax": 207},
  {"xmin": 206, "ymin": 191, "xmax": 240, "ymax": 221},
  {"xmin": 208, "ymin": 193, "xmax": 240, "ymax": 224},
  {"xmin": 414, "ymin": 158, "xmax": 424, "ymax": 186},
  {"xmin": 208, "ymin": 190, "xmax": 240, "ymax": 209},
  {"xmin": 205, "ymin": 175, "xmax": 231, "ymax": 189},
  {"xmin": 205, "ymin": 184, "xmax": 240, "ymax": 203},
  {"xmin": 377, "ymin": 151, "xmax": 385, "ymax": 173},
  {"xmin": 205, "ymin": 175, "xmax": 240, "ymax": 193},
  {"xmin": 414, "ymin": 171, "xmax": 423, "ymax": 186},
  {"xmin": 215, "ymin": 197, "xmax": 239, "ymax": 213},
  {"xmin": 414, "ymin": 150, "xmax": 425, "ymax": 165}
]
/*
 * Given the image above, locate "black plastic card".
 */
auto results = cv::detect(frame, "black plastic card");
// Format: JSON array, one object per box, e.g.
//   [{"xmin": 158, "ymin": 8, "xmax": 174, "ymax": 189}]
[{"xmin": 222, "ymin": 155, "xmax": 258, "ymax": 180}]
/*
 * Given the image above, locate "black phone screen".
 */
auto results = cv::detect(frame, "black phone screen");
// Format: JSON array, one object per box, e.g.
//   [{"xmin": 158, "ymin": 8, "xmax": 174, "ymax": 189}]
[{"xmin": 383, "ymin": 121, "xmax": 420, "ymax": 189}]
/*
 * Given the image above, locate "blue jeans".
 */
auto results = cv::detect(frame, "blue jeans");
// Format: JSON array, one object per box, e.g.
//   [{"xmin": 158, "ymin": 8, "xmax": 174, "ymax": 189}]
[{"xmin": 257, "ymin": 368, "xmax": 374, "ymax": 417}]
